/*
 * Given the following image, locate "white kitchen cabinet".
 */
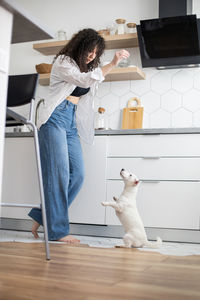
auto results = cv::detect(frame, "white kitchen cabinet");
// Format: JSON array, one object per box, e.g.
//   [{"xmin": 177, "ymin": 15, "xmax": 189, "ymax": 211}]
[
  {"xmin": 106, "ymin": 180, "xmax": 200, "ymax": 229},
  {"xmin": 2, "ymin": 135, "xmax": 107, "ymax": 224},
  {"xmin": 105, "ymin": 133, "xmax": 200, "ymax": 230},
  {"xmin": 67, "ymin": 136, "xmax": 107, "ymax": 224},
  {"xmin": 3, "ymin": 132, "xmax": 200, "ymax": 234},
  {"xmin": 1, "ymin": 137, "xmax": 40, "ymax": 219}
]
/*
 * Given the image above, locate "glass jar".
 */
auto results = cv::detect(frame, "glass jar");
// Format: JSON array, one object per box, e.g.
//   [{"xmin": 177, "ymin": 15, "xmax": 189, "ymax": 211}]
[
  {"xmin": 115, "ymin": 19, "xmax": 126, "ymax": 34},
  {"xmin": 126, "ymin": 23, "xmax": 136, "ymax": 33},
  {"xmin": 56, "ymin": 29, "xmax": 67, "ymax": 40},
  {"xmin": 118, "ymin": 56, "xmax": 131, "ymax": 68},
  {"xmin": 106, "ymin": 23, "xmax": 117, "ymax": 35},
  {"xmin": 95, "ymin": 107, "xmax": 108, "ymax": 130}
]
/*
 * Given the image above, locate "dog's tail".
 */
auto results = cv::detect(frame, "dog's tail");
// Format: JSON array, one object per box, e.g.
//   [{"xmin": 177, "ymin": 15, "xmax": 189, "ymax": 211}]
[{"xmin": 144, "ymin": 237, "xmax": 162, "ymax": 248}]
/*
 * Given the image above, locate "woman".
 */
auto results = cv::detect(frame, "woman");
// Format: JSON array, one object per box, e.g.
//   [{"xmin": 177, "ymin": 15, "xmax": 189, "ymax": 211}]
[{"xmin": 29, "ymin": 28, "xmax": 130, "ymax": 243}]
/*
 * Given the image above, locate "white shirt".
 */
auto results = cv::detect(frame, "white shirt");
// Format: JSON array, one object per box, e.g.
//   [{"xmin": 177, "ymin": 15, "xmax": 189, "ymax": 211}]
[{"xmin": 37, "ymin": 55, "xmax": 105, "ymax": 144}]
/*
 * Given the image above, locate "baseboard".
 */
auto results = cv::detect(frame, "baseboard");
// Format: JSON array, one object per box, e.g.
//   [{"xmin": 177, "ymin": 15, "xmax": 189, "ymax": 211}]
[{"xmin": 0, "ymin": 218, "xmax": 200, "ymax": 243}]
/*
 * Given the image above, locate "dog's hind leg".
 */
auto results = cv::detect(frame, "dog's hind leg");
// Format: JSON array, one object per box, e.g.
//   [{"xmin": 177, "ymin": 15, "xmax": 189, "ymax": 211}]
[{"xmin": 123, "ymin": 233, "xmax": 133, "ymax": 248}]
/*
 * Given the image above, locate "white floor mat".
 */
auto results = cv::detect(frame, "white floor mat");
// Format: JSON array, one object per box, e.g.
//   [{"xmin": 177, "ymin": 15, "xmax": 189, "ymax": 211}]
[{"xmin": 1, "ymin": 230, "xmax": 200, "ymax": 256}]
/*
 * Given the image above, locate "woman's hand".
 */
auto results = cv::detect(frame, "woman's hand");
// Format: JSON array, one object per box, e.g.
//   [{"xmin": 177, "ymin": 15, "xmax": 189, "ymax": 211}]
[
  {"xmin": 101, "ymin": 49, "xmax": 130, "ymax": 77},
  {"xmin": 111, "ymin": 49, "xmax": 130, "ymax": 67}
]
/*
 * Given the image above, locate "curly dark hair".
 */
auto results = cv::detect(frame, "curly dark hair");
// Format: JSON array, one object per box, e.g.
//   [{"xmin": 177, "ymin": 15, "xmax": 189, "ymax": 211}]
[{"xmin": 54, "ymin": 28, "xmax": 105, "ymax": 72}]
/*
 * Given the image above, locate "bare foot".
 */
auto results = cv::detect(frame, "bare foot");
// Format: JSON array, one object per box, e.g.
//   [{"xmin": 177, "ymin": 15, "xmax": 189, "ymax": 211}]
[
  {"xmin": 31, "ymin": 221, "xmax": 40, "ymax": 239},
  {"xmin": 58, "ymin": 235, "xmax": 80, "ymax": 244}
]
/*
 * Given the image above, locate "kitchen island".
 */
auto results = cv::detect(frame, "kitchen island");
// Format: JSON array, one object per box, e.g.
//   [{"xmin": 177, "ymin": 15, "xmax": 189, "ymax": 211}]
[{"xmin": 2, "ymin": 128, "xmax": 200, "ymax": 243}]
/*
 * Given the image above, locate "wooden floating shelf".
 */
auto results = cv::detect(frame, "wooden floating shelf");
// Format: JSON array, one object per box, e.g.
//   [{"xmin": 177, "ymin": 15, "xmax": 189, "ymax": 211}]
[
  {"xmin": 38, "ymin": 67, "xmax": 145, "ymax": 86},
  {"xmin": 33, "ymin": 33, "xmax": 138, "ymax": 55},
  {"xmin": 104, "ymin": 67, "xmax": 145, "ymax": 82}
]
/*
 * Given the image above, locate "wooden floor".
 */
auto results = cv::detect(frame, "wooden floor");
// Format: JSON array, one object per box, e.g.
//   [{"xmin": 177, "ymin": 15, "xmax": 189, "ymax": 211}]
[{"xmin": 0, "ymin": 242, "xmax": 200, "ymax": 300}]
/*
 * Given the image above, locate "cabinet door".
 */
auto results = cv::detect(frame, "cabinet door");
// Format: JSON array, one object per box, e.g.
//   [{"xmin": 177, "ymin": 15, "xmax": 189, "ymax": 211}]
[
  {"xmin": 69, "ymin": 136, "xmax": 107, "ymax": 224},
  {"xmin": 106, "ymin": 180, "xmax": 200, "ymax": 229},
  {"xmin": 1, "ymin": 137, "xmax": 40, "ymax": 219}
]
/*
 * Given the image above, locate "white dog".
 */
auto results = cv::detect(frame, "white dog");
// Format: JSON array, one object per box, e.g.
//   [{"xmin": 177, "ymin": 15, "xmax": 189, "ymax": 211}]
[{"xmin": 102, "ymin": 169, "xmax": 162, "ymax": 248}]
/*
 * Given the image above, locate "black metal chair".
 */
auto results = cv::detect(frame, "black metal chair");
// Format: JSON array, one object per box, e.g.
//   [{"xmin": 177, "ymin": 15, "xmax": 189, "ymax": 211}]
[{"xmin": 1, "ymin": 74, "xmax": 50, "ymax": 260}]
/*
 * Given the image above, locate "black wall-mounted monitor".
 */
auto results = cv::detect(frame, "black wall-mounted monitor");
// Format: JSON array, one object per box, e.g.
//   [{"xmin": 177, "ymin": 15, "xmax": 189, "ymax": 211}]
[{"xmin": 137, "ymin": 14, "xmax": 200, "ymax": 68}]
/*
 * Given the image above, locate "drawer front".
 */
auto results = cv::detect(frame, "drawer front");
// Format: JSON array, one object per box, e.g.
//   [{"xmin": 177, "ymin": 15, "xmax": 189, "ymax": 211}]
[
  {"xmin": 108, "ymin": 134, "xmax": 200, "ymax": 157},
  {"xmin": 106, "ymin": 180, "xmax": 200, "ymax": 229},
  {"xmin": 107, "ymin": 157, "xmax": 200, "ymax": 180}
]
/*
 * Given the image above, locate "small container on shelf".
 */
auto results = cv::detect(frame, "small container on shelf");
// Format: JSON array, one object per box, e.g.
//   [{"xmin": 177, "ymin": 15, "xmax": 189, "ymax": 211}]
[
  {"xmin": 95, "ymin": 107, "xmax": 108, "ymax": 130},
  {"xmin": 126, "ymin": 23, "xmax": 137, "ymax": 33},
  {"xmin": 98, "ymin": 29, "xmax": 109, "ymax": 36},
  {"xmin": 55, "ymin": 29, "xmax": 67, "ymax": 40},
  {"xmin": 106, "ymin": 23, "xmax": 117, "ymax": 35},
  {"xmin": 115, "ymin": 19, "xmax": 126, "ymax": 34}
]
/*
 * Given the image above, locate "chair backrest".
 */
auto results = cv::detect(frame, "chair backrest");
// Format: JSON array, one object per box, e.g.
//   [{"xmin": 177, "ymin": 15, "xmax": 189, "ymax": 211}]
[{"xmin": 7, "ymin": 74, "xmax": 39, "ymax": 107}]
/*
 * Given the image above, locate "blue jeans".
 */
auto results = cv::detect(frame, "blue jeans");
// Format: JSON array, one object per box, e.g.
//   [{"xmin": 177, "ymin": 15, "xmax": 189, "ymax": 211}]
[{"xmin": 28, "ymin": 100, "xmax": 84, "ymax": 240}]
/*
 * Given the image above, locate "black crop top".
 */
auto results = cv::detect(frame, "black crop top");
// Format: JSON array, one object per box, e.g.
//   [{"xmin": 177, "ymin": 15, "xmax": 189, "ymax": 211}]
[{"xmin": 70, "ymin": 86, "xmax": 90, "ymax": 97}]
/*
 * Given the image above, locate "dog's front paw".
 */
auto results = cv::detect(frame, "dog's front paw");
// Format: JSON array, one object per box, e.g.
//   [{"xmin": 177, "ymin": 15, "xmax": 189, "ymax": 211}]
[{"xmin": 101, "ymin": 202, "xmax": 107, "ymax": 206}]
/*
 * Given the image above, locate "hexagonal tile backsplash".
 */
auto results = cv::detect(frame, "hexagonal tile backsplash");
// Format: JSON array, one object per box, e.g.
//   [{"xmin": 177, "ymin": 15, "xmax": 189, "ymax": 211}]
[{"xmin": 94, "ymin": 67, "xmax": 200, "ymax": 129}]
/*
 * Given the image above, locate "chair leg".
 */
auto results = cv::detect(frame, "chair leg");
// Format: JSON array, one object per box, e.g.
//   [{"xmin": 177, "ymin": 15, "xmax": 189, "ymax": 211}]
[{"xmin": 29, "ymin": 122, "xmax": 50, "ymax": 260}]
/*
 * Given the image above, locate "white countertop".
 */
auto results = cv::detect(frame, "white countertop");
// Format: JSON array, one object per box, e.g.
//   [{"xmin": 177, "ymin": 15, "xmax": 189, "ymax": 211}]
[
  {"xmin": 5, "ymin": 127, "xmax": 200, "ymax": 138},
  {"xmin": 95, "ymin": 128, "xmax": 200, "ymax": 135}
]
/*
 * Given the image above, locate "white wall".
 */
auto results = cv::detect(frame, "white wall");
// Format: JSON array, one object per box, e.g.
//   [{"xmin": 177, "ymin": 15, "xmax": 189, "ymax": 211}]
[
  {"xmin": 0, "ymin": 6, "xmax": 13, "ymax": 214},
  {"xmin": 8, "ymin": 0, "xmax": 200, "ymax": 129},
  {"xmin": 193, "ymin": 0, "xmax": 200, "ymax": 17},
  {"xmin": 11, "ymin": 0, "xmax": 158, "ymax": 38}
]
